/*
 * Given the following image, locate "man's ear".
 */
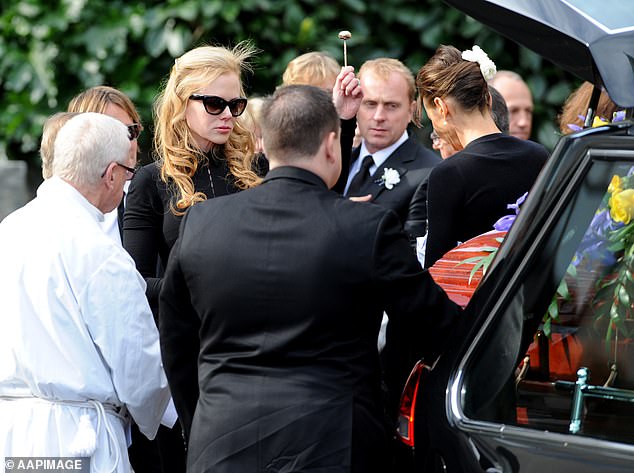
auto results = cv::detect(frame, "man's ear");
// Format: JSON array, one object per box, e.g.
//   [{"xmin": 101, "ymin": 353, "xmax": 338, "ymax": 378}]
[
  {"xmin": 408, "ymin": 100, "xmax": 417, "ymax": 121},
  {"xmin": 325, "ymin": 131, "xmax": 338, "ymax": 163},
  {"xmin": 102, "ymin": 162, "xmax": 116, "ymax": 189}
]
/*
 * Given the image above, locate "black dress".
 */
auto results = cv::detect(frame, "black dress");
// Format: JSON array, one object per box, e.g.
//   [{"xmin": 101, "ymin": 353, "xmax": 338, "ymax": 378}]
[
  {"xmin": 424, "ymin": 133, "xmax": 549, "ymax": 267},
  {"xmin": 123, "ymin": 150, "xmax": 239, "ymax": 473},
  {"xmin": 124, "ymin": 151, "xmax": 239, "ymax": 312}
]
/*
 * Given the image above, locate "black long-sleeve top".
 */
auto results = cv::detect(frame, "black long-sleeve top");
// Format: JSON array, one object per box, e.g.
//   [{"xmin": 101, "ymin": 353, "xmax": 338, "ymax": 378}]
[
  {"xmin": 123, "ymin": 152, "xmax": 238, "ymax": 313},
  {"xmin": 424, "ymin": 133, "xmax": 548, "ymax": 267}
]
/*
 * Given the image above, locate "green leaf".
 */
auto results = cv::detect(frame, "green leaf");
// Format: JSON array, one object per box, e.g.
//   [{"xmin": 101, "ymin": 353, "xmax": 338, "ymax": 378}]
[
  {"xmin": 545, "ymin": 82, "xmax": 572, "ymax": 105},
  {"xmin": 477, "ymin": 245, "xmax": 500, "ymax": 253},
  {"xmin": 536, "ymin": 122, "xmax": 560, "ymax": 151},
  {"xmin": 340, "ymin": 0, "xmax": 367, "ymax": 13},
  {"xmin": 297, "ymin": 17, "xmax": 316, "ymax": 47},
  {"xmin": 17, "ymin": 2, "xmax": 41, "ymax": 18},
  {"xmin": 519, "ymin": 48, "xmax": 541, "ymax": 70},
  {"xmin": 171, "ymin": 1, "xmax": 199, "ymax": 21},
  {"xmin": 542, "ymin": 318, "xmax": 552, "ymax": 338},
  {"xmin": 527, "ymin": 75, "xmax": 547, "ymax": 101},
  {"xmin": 547, "ymin": 297, "xmax": 559, "ymax": 319},
  {"xmin": 462, "ymin": 17, "xmax": 483, "ymax": 38},
  {"xmin": 469, "ymin": 259, "xmax": 486, "ymax": 284},
  {"xmin": 456, "ymin": 255, "xmax": 486, "ymax": 266},
  {"xmin": 419, "ymin": 23, "xmax": 443, "ymax": 49},
  {"xmin": 593, "ymin": 300, "xmax": 610, "ymax": 321},
  {"xmin": 556, "ymin": 278, "xmax": 569, "ymax": 299},
  {"xmin": 618, "ymin": 285, "xmax": 631, "ymax": 307},
  {"xmin": 221, "ymin": 3, "xmax": 241, "ymax": 22},
  {"xmin": 165, "ymin": 23, "xmax": 191, "ymax": 57},
  {"xmin": 144, "ymin": 26, "xmax": 167, "ymax": 58}
]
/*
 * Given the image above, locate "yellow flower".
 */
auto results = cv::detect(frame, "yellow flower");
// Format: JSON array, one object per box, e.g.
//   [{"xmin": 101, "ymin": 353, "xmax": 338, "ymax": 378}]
[
  {"xmin": 592, "ymin": 116, "xmax": 610, "ymax": 127},
  {"xmin": 610, "ymin": 189, "xmax": 634, "ymax": 224},
  {"xmin": 609, "ymin": 175, "xmax": 623, "ymax": 195}
]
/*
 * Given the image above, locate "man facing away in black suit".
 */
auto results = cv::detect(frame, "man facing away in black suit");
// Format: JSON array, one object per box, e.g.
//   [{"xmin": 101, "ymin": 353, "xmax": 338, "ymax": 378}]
[
  {"xmin": 344, "ymin": 57, "xmax": 441, "ymax": 241},
  {"xmin": 159, "ymin": 85, "xmax": 461, "ymax": 473}
]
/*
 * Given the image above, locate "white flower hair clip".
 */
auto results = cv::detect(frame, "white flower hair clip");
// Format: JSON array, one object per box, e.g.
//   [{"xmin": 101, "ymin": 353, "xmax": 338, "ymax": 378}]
[{"xmin": 461, "ymin": 45, "xmax": 497, "ymax": 81}]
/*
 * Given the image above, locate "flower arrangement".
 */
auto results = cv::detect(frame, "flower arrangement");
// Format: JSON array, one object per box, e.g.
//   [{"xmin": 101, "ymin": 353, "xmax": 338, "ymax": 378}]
[
  {"xmin": 567, "ymin": 110, "xmax": 626, "ymax": 133},
  {"xmin": 567, "ymin": 168, "xmax": 634, "ymax": 344},
  {"xmin": 376, "ymin": 168, "xmax": 401, "ymax": 190}
]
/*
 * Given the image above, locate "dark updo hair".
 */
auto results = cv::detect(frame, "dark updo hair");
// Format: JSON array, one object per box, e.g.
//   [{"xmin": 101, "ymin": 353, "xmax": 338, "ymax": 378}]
[{"xmin": 416, "ymin": 45, "xmax": 490, "ymax": 115}]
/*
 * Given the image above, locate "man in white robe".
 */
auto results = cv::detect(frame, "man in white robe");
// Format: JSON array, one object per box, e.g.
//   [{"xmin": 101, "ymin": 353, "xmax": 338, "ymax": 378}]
[{"xmin": 0, "ymin": 113, "xmax": 171, "ymax": 473}]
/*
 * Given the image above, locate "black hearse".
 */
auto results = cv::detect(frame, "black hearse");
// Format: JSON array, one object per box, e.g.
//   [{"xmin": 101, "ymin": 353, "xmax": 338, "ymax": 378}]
[{"xmin": 398, "ymin": 1, "xmax": 634, "ymax": 472}]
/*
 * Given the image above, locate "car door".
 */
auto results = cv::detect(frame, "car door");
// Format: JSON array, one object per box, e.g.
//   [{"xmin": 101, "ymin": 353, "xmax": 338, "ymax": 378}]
[{"xmin": 413, "ymin": 123, "xmax": 634, "ymax": 472}]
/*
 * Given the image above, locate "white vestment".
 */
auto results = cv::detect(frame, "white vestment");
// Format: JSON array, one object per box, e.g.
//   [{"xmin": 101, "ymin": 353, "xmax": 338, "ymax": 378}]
[{"xmin": 0, "ymin": 177, "xmax": 171, "ymax": 473}]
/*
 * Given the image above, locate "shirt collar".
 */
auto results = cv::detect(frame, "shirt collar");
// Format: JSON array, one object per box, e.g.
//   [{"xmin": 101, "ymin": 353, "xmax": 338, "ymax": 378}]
[
  {"xmin": 38, "ymin": 176, "xmax": 105, "ymax": 223},
  {"xmin": 263, "ymin": 166, "xmax": 328, "ymax": 189},
  {"xmin": 359, "ymin": 130, "xmax": 409, "ymax": 169}
]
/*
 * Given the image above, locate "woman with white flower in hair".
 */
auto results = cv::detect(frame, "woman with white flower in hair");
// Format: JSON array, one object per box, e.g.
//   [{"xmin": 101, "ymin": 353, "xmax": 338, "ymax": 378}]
[{"xmin": 416, "ymin": 44, "xmax": 549, "ymax": 267}]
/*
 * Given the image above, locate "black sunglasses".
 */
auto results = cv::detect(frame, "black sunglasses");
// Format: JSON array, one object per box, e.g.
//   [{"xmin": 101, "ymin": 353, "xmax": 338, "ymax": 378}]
[
  {"xmin": 127, "ymin": 123, "xmax": 142, "ymax": 141},
  {"xmin": 189, "ymin": 94, "xmax": 248, "ymax": 117}
]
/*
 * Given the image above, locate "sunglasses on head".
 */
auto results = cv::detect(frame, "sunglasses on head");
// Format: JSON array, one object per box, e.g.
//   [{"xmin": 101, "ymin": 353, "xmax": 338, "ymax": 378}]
[
  {"xmin": 190, "ymin": 94, "xmax": 248, "ymax": 117},
  {"xmin": 127, "ymin": 123, "xmax": 142, "ymax": 141}
]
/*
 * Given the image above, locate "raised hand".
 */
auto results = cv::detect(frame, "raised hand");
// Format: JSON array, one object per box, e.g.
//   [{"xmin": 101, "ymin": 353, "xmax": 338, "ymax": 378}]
[{"xmin": 333, "ymin": 66, "xmax": 362, "ymax": 120}]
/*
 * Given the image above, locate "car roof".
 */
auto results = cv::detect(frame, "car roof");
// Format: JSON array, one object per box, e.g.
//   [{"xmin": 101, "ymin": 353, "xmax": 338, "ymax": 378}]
[{"xmin": 444, "ymin": 0, "xmax": 634, "ymax": 108}]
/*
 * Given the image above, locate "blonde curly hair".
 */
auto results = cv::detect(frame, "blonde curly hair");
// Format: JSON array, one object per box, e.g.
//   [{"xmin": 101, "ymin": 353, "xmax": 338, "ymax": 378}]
[{"xmin": 154, "ymin": 41, "xmax": 260, "ymax": 214}]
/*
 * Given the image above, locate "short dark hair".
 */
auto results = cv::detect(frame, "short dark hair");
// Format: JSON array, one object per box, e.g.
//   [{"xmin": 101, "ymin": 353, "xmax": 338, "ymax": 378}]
[
  {"xmin": 261, "ymin": 85, "xmax": 339, "ymax": 162},
  {"xmin": 489, "ymin": 86, "xmax": 509, "ymax": 134}
]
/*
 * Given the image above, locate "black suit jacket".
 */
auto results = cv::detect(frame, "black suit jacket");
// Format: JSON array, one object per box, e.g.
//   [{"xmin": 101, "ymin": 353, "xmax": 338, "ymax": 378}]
[
  {"xmin": 347, "ymin": 136, "xmax": 441, "ymax": 239},
  {"xmin": 159, "ymin": 166, "xmax": 459, "ymax": 473}
]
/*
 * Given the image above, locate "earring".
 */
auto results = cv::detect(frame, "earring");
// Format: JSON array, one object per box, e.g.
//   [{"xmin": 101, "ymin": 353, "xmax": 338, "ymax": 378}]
[{"xmin": 443, "ymin": 120, "xmax": 447, "ymax": 126}]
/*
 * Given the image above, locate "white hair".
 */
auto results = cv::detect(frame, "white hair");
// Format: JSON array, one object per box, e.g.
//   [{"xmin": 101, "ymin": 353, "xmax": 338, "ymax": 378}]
[{"xmin": 52, "ymin": 112, "xmax": 130, "ymax": 187}]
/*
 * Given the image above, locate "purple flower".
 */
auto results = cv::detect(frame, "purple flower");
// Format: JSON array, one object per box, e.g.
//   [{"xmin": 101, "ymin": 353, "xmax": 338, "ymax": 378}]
[
  {"xmin": 590, "ymin": 209, "xmax": 623, "ymax": 238},
  {"xmin": 613, "ymin": 110, "xmax": 626, "ymax": 122},
  {"xmin": 574, "ymin": 240, "xmax": 617, "ymax": 269},
  {"xmin": 573, "ymin": 209, "xmax": 623, "ymax": 268},
  {"xmin": 492, "ymin": 192, "xmax": 529, "ymax": 231},
  {"xmin": 507, "ymin": 192, "xmax": 528, "ymax": 215},
  {"xmin": 494, "ymin": 215, "xmax": 516, "ymax": 231}
]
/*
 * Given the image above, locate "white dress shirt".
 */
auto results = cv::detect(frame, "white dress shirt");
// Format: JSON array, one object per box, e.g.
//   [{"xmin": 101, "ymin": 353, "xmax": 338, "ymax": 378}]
[{"xmin": 344, "ymin": 130, "xmax": 409, "ymax": 195}]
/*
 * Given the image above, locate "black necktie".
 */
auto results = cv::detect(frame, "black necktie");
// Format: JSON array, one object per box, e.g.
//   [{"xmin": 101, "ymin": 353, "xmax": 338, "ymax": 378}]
[{"xmin": 347, "ymin": 155, "xmax": 374, "ymax": 196}]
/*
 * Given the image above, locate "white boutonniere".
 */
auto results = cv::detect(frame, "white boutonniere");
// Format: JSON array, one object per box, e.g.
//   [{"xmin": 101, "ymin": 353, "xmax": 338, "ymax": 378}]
[{"xmin": 377, "ymin": 168, "xmax": 401, "ymax": 190}]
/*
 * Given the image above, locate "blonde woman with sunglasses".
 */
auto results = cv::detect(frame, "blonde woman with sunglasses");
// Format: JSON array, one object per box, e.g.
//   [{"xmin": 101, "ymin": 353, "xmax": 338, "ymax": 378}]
[
  {"xmin": 122, "ymin": 42, "xmax": 260, "ymax": 470},
  {"xmin": 123, "ymin": 42, "xmax": 259, "ymax": 312}
]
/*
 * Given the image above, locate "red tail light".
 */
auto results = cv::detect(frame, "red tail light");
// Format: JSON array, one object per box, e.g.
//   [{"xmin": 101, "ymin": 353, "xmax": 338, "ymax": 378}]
[{"xmin": 396, "ymin": 361, "xmax": 431, "ymax": 447}]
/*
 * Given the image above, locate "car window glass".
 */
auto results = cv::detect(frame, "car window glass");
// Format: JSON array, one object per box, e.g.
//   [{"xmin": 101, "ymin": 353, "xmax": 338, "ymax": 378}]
[{"xmin": 462, "ymin": 156, "xmax": 634, "ymax": 445}]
